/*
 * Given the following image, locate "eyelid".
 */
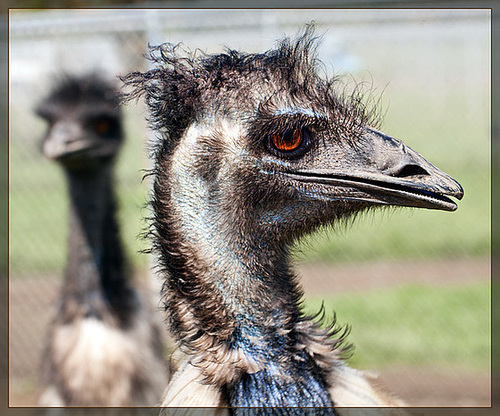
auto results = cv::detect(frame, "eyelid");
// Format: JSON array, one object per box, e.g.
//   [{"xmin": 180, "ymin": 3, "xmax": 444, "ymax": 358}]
[
  {"xmin": 272, "ymin": 107, "xmax": 327, "ymax": 120},
  {"xmin": 277, "ymin": 114, "xmax": 327, "ymax": 135}
]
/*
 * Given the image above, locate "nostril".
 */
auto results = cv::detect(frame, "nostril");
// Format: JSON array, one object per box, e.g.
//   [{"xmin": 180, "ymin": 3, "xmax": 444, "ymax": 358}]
[{"xmin": 395, "ymin": 164, "xmax": 430, "ymax": 178}]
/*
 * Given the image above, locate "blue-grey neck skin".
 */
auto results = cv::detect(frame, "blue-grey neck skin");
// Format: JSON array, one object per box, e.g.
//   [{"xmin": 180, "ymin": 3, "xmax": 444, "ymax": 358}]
[
  {"xmin": 230, "ymin": 363, "xmax": 336, "ymax": 412},
  {"xmin": 60, "ymin": 164, "xmax": 137, "ymax": 326},
  {"xmin": 234, "ymin": 408, "xmax": 335, "ymax": 416}
]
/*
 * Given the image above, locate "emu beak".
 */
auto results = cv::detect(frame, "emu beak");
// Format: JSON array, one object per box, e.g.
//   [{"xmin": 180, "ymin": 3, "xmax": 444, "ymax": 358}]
[
  {"xmin": 42, "ymin": 120, "xmax": 119, "ymax": 164},
  {"xmin": 42, "ymin": 121, "xmax": 87, "ymax": 160},
  {"xmin": 284, "ymin": 127, "xmax": 464, "ymax": 211}
]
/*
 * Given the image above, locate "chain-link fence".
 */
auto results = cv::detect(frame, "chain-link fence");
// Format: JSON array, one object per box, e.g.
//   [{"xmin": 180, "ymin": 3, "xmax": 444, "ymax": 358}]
[{"xmin": 9, "ymin": 8, "xmax": 491, "ymax": 407}]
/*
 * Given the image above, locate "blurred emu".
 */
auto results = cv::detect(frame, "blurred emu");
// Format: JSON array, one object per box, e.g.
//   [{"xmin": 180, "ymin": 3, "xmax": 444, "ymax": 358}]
[
  {"xmin": 123, "ymin": 27, "xmax": 463, "ymax": 414},
  {"xmin": 36, "ymin": 73, "xmax": 167, "ymax": 406}
]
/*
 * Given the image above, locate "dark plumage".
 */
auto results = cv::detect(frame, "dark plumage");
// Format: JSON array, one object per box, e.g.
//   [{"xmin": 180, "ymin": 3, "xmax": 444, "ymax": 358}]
[
  {"xmin": 36, "ymin": 73, "xmax": 168, "ymax": 406},
  {"xmin": 122, "ymin": 27, "xmax": 463, "ymax": 414}
]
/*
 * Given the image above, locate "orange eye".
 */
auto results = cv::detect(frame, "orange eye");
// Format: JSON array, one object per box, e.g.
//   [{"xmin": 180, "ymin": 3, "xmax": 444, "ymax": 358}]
[
  {"xmin": 94, "ymin": 120, "xmax": 111, "ymax": 135},
  {"xmin": 271, "ymin": 128, "xmax": 303, "ymax": 152}
]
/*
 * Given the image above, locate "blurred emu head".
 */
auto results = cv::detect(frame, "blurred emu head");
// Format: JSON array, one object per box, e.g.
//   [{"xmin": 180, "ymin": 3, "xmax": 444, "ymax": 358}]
[{"xmin": 37, "ymin": 73, "xmax": 123, "ymax": 172}]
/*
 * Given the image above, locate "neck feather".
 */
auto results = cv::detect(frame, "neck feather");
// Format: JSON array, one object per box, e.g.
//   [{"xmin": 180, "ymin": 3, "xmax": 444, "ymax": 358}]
[
  {"xmin": 60, "ymin": 165, "xmax": 137, "ymax": 325},
  {"xmin": 157, "ymin": 163, "xmax": 341, "ymax": 408}
]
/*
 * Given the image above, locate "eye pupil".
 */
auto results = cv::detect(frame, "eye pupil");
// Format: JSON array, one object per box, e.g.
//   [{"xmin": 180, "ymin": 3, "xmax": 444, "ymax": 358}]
[
  {"xmin": 94, "ymin": 120, "xmax": 111, "ymax": 135},
  {"xmin": 272, "ymin": 128, "xmax": 303, "ymax": 152}
]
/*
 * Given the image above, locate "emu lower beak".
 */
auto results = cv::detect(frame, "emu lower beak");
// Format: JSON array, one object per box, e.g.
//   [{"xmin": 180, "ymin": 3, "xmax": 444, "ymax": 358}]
[{"xmin": 285, "ymin": 127, "xmax": 464, "ymax": 211}]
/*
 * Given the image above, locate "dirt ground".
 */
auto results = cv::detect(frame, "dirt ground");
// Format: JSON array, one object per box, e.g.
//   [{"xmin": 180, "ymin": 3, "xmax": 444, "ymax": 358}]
[
  {"xmin": 9, "ymin": 257, "xmax": 491, "ymax": 407},
  {"xmin": 297, "ymin": 256, "xmax": 490, "ymax": 295}
]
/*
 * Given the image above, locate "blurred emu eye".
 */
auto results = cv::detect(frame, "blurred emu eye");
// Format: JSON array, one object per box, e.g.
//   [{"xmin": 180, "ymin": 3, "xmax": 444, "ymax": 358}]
[
  {"xmin": 272, "ymin": 128, "xmax": 303, "ymax": 152},
  {"xmin": 93, "ymin": 119, "xmax": 112, "ymax": 136}
]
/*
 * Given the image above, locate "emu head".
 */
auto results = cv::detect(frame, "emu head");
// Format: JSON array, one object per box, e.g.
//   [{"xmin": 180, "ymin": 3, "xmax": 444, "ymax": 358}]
[
  {"xmin": 123, "ymin": 29, "xmax": 463, "ymax": 258},
  {"xmin": 37, "ymin": 73, "xmax": 123, "ymax": 172}
]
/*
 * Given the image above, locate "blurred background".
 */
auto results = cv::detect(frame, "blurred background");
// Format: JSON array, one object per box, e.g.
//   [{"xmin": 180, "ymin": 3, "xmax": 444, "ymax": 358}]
[{"xmin": 9, "ymin": 8, "xmax": 490, "ymax": 407}]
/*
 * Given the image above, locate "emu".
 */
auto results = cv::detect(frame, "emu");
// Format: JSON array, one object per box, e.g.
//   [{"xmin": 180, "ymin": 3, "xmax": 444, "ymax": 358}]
[
  {"xmin": 36, "ymin": 73, "xmax": 168, "ymax": 406},
  {"xmin": 123, "ymin": 28, "xmax": 463, "ymax": 413}
]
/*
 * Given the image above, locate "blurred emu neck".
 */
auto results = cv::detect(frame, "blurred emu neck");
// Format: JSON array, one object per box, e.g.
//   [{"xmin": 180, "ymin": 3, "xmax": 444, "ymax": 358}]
[
  {"xmin": 67, "ymin": 166, "xmax": 113, "ymax": 260},
  {"xmin": 63, "ymin": 164, "xmax": 132, "ymax": 320}
]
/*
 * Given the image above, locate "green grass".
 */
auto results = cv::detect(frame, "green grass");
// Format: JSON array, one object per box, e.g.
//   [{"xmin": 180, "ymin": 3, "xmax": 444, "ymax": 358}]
[{"xmin": 304, "ymin": 282, "xmax": 491, "ymax": 371}]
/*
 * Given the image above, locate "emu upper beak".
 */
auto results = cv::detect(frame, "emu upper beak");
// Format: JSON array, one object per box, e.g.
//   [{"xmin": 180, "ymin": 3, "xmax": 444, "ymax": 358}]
[
  {"xmin": 284, "ymin": 127, "xmax": 464, "ymax": 211},
  {"xmin": 42, "ymin": 121, "xmax": 88, "ymax": 160}
]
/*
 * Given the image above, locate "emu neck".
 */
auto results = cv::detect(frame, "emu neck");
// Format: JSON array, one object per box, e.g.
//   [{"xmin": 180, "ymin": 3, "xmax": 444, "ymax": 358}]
[
  {"xmin": 61, "ymin": 165, "xmax": 135, "ymax": 324},
  {"xmin": 163, "ymin": 169, "xmax": 335, "ymax": 410}
]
